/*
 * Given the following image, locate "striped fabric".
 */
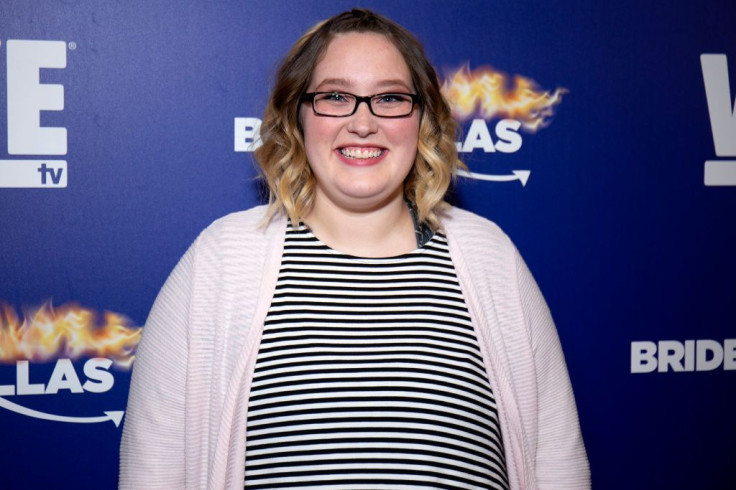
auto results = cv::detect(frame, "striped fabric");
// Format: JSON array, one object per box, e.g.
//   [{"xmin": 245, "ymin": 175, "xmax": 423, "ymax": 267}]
[{"xmin": 244, "ymin": 222, "xmax": 509, "ymax": 489}]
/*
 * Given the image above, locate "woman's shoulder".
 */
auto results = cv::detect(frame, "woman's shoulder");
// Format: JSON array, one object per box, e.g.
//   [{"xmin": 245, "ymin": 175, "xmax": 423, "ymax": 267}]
[
  {"xmin": 194, "ymin": 205, "xmax": 284, "ymax": 245},
  {"xmin": 440, "ymin": 205, "xmax": 513, "ymax": 251},
  {"xmin": 201, "ymin": 204, "xmax": 273, "ymax": 235},
  {"xmin": 185, "ymin": 205, "xmax": 286, "ymax": 266},
  {"xmin": 440, "ymin": 205, "xmax": 521, "ymax": 287}
]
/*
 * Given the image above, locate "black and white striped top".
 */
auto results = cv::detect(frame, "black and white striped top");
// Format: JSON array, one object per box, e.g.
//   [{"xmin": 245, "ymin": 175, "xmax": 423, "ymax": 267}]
[{"xmin": 244, "ymin": 222, "xmax": 509, "ymax": 489}]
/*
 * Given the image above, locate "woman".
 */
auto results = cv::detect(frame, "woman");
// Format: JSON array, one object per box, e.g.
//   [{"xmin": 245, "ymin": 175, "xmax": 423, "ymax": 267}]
[{"xmin": 120, "ymin": 9, "xmax": 589, "ymax": 490}]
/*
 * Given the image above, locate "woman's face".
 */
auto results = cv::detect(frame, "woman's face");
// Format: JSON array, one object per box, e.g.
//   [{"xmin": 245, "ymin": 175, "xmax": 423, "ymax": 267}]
[{"xmin": 301, "ymin": 32, "xmax": 420, "ymax": 214}]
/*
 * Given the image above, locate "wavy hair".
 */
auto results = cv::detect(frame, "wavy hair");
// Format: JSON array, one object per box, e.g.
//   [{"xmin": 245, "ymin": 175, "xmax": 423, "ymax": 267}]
[{"xmin": 255, "ymin": 8, "xmax": 463, "ymax": 230}]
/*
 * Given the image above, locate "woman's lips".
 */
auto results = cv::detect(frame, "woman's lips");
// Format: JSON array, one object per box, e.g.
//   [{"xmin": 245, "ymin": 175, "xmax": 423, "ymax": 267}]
[{"xmin": 336, "ymin": 147, "xmax": 387, "ymax": 166}]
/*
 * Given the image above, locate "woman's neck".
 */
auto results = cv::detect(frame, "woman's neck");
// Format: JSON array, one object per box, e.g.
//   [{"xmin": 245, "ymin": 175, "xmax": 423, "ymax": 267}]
[{"xmin": 304, "ymin": 196, "xmax": 416, "ymax": 258}]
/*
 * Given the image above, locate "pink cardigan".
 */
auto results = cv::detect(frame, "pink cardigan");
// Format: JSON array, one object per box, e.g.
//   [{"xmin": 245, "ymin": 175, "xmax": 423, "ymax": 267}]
[{"xmin": 119, "ymin": 205, "xmax": 589, "ymax": 489}]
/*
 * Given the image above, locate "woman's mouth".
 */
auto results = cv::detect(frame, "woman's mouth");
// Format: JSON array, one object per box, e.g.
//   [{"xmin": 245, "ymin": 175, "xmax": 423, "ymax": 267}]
[{"xmin": 339, "ymin": 147, "xmax": 386, "ymax": 159}]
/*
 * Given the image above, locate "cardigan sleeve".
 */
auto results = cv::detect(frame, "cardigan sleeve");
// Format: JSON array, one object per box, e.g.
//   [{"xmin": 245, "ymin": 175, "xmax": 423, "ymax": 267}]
[
  {"xmin": 515, "ymin": 251, "xmax": 590, "ymax": 489},
  {"xmin": 118, "ymin": 244, "xmax": 195, "ymax": 489}
]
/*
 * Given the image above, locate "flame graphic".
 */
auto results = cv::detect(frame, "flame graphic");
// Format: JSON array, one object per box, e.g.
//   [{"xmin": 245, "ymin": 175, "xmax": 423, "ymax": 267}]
[
  {"xmin": 442, "ymin": 64, "xmax": 567, "ymax": 131},
  {"xmin": 0, "ymin": 301, "xmax": 141, "ymax": 370}
]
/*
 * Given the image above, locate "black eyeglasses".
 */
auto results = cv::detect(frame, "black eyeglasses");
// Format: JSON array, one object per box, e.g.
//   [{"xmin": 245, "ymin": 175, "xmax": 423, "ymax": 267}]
[{"xmin": 302, "ymin": 91, "xmax": 420, "ymax": 118}]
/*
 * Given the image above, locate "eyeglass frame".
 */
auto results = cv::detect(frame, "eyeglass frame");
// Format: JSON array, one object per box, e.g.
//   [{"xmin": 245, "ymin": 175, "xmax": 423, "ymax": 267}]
[{"xmin": 301, "ymin": 91, "xmax": 421, "ymax": 118}]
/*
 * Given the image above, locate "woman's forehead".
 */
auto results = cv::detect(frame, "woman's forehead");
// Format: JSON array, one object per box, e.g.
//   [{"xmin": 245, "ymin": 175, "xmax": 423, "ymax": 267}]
[{"xmin": 309, "ymin": 32, "xmax": 412, "ymax": 91}]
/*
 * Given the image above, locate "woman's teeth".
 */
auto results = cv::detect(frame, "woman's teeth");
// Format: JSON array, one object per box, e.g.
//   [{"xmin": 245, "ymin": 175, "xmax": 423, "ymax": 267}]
[{"xmin": 340, "ymin": 148, "xmax": 384, "ymax": 159}]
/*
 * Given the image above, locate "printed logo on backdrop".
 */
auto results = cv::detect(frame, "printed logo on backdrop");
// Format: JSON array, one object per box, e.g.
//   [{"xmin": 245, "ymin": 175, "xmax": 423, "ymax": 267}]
[
  {"xmin": 441, "ymin": 65, "xmax": 566, "ymax": 185},
  {"xmin": 701, "ymin": 54, "xmax": 736, "ymax": 186},
  {"xmin": 0, "ymin": 39, "xmax": 71, "ymax": 189},
  {"xmin": 234, "ymin": 64, "xmax": 566, "ymax": 186},
  {"xmin": 0, "ymin": 301, "xmax": 141, "ymax": 426},
  {"xmin": 631, "ymin": 339, "xmax": 736, "ymax": 373}
]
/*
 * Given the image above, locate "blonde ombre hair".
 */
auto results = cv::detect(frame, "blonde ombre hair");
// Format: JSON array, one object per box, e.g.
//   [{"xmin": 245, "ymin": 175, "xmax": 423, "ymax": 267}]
[{"xmin": 255, "ymin": 9, "xmax": 463, "ymax": 230}]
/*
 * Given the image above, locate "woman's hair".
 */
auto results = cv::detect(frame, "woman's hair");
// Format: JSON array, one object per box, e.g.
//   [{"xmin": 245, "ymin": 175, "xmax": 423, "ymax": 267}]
[{"xmin": 255, "ymin": 8, "xmax": 463, "ymax": 230}]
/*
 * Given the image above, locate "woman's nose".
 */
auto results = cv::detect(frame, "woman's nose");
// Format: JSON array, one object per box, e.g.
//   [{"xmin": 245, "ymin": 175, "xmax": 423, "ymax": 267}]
[{"xmin": 346, "ymin": 100, "xmax": 379, "ymax": 136}]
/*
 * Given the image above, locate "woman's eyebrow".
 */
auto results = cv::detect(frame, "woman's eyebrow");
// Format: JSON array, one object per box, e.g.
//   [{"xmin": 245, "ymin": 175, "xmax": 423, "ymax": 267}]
[
  {"xmin": 313, "ymin": 78, "xmax": 413, "ymax": 92},
  {"xmin": 374, "ymin": 79, "xmax": 413, "ymax": 92},
  {"xmin": 313, "ymin": 78, "xmax": 351, "ymax": 91}
]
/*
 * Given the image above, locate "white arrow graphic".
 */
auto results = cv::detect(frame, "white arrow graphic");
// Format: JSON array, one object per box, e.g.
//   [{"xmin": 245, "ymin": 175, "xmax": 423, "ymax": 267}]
[
  {"xmin": 458, "ymin": 169, "xmax": 531, "ymax": 186},
  {"xmin": 0, "ymin": 396, "xmax": 124, "ymax": 427}
]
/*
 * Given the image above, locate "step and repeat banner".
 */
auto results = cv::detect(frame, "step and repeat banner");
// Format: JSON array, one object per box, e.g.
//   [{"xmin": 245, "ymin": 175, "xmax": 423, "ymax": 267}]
[{"xmin": 1, "ymin": 1, "xmax": 734, "ymax": 488}]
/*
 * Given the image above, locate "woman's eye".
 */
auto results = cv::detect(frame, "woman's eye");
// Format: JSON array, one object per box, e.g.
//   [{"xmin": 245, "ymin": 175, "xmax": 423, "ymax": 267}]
[
  {"xmin": 376, "ymin": 94, "xmax": 407, "ymax": 104},
  {"xmin": 321, "ymin": 92, "xmax": 349, "ymax": 103}
]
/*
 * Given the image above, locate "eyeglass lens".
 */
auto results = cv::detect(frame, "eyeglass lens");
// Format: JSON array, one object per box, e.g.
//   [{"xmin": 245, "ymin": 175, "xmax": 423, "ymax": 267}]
[{"xmin": 312, "ymin": 92, "xmax": 415, "ymax": 117}]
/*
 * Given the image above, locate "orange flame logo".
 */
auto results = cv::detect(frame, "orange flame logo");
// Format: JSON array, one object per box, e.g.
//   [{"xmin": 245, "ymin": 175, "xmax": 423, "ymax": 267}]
[
  {"xmin": 0, "ymin": 301, "xmax": 141, "ymax": 370},
  {"xmin": 442, "ymin": 64, "xmax": 567, "ymax": 131}
]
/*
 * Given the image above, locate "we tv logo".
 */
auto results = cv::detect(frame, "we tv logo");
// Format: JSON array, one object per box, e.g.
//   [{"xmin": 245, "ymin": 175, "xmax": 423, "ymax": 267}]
[
  {"xmin": 701, "ymin": 54, "xmax": 736, "ymax": 186},
  {"xmin": 0, "ymin": 39, "xmax": 67, "ymax": 188}
]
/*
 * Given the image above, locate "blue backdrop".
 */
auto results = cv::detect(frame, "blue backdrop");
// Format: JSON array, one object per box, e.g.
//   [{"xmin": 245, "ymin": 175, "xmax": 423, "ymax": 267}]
[{"xmin": 1, "ymin": 1, "xmax": 734, "ymax": 488}]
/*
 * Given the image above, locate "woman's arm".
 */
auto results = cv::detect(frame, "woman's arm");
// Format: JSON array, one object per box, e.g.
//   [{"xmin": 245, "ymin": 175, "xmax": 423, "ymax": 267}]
[
  {"xmin": 516, "ymin": 251, "xmax": 590, "ymax": 489},
  {"xmin": 119, "ymin": 247, "xmax": 194, "ymax": 489}
]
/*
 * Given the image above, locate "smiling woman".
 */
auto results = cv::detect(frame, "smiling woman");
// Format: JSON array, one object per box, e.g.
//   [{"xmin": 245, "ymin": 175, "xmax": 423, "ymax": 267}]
[
  {"xmin": 119, "ymin": 8, "xmax": 590, "ymax": 490},
  {"xmin": 300, "ymin": 32, "xmax": 421, "ymax": 256}
]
